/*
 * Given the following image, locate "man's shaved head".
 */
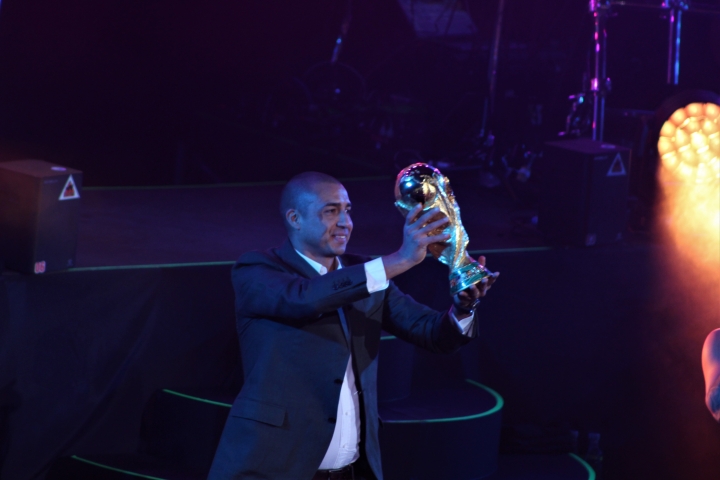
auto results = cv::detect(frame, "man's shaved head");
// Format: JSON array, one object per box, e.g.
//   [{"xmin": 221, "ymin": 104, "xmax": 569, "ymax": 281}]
[
  {"xmin": 280, "ymin": 172, "xmax": 353, "ymax": 264},
  {"xmin": 280, "ymin": 172, "xmax": 343, "ymax": 228}
]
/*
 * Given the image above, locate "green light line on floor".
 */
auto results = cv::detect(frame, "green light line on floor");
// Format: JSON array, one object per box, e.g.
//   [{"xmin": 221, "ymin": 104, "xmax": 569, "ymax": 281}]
[
  {"xmin": 380, "ymin": 335, "xmax": 397, "ymax": 341},
  {"xmin": 382, "ymin": 378, "xmax": 504, "ymax": 424},
  {"xmin": 69, "ymin": 261, "xmax": 235, "ymax": 272},
  {"xmin": 83, "ymin": 181, "xmax": 287, "ymax": 191},
  {"xmin": 70, "ymin": 456, "xmax": 166, "ymax": 480},
  {"xmin": 68, "ymin": 245, "xmax": 550, "ymax": 272},
  {"xmin": 568, "ymin": 453, "xmax": 596, "ymax": 480},
  {"xmin": 162, "ymin": 389, "xmax": 232, "ymax": 408},
  {"xmin": 464, "ymin": 378, "xmax": 504, "ymax": 415},
  {"xmin": 467, "ymin": 246, "xmax": 552, "ymax": 254}
]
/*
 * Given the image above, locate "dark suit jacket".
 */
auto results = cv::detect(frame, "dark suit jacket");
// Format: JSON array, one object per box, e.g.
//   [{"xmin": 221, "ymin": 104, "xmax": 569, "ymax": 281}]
[{"xmin": 208, "ymin": 240, "xmax": 475, "ymax": 480}]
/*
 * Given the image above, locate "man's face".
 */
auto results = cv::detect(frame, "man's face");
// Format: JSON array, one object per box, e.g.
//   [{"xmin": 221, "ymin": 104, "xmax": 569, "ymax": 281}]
[{"xmin": 294, "ymin": 182, "xmax": 353, "ymax": 262}]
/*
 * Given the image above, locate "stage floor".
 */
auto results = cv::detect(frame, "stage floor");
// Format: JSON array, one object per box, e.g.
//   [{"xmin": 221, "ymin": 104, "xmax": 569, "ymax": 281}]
[{"xmin": 74, "ymin": 176, "xmax": 546, "ymax": 268}]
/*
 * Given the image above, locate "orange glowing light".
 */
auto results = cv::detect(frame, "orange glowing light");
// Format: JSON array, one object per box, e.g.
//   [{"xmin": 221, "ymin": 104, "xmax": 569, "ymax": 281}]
[
  {"xmin": 658, "ymin": 102, "xmax": 720, "ymax": 185},
  {"xmin": 657, "ymin": 101, "xmax": 720, "ymax": 292},
  {"xmin": 706, "ymin": 103, "xmax": 720, "ymax": 120}
]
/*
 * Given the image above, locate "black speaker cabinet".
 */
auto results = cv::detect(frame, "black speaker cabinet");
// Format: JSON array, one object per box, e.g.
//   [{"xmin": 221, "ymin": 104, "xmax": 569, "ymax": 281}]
[
  {"xmin": 539, "ymin": 139, "xmax": 630, "ymax": 246},
  {"xmin": 0, "ymin": 160, "xmax": 83, "ymax": 274}
]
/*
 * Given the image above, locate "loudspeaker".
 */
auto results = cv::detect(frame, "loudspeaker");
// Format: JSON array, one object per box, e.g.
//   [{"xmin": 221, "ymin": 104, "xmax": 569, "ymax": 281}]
[
  {"xmin": 539, "ymin": 139, "xmax": 630, "ymax": 246},
  {"xmin": 0, "ymin": 160, "xmax": 83, "ymax": 274}
]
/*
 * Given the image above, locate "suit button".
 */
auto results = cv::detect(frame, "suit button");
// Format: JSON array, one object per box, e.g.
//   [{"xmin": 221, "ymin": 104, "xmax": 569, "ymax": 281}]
[
  {"xmin": 334, "ymin": 379, "xmax": 342, "ymax": 384},
  {"xmin": 328, "ymin": 417, "xmax": 336, "ymax": 424}
]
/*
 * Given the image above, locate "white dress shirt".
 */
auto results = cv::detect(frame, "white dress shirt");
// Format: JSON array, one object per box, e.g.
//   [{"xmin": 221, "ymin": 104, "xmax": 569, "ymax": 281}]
[{"xmin": 294, "ymin": 251, "xmax": 474, "ymax": 470}]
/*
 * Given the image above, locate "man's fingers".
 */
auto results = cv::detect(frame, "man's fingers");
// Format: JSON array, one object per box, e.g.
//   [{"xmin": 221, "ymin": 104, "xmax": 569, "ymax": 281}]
[
  {"xmin": 462, "ymin": 284, "xmax": 481, "ymax": 299},
  {"xmin": 410, "ymin": 207, "xmax": 444, "ymax": 229},
  {"xmin": 454, "ymin": 284, "xmax": 481, "ymax": 306},
  {"xmin": 417, "ymin": 217, "xmax": 450, "ymax": 236},
  {"xmin": 477, "ymin": 255, "xmax": 486, "ymax": 267},
  {"xmin": 405, "ymin": 204, "xmax": 424, "ymax": 225},
  {"xmin": 478, "ymin": 273, "xmax": 498, "ymax": 296},
  {"xmin": 423, "ymin": 233, "xmax": 451, "ymax": 245},
  {"xmin": 456, "ymin": 290, "xmax": 470, "ymax": 300}
]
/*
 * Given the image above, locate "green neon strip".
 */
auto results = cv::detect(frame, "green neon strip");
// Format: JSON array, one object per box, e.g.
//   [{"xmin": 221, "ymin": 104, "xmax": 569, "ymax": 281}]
[
  {"xmin": 464, "ymin": 378, "xmax": 505, "ymax": 413},
  {"xmin": 162, "ymin": 389, "xmax": 232, "ymax": 408},
  {"xmin": 69, "ymin": 261, "xmax": 235, "ymax": 272},
  {"xmin": 83, "ymin": 175, "xmax": 392, "ymax": 191},
  {"xmin": 416, "ymin": 246, "xmax": 553, "ymax": 261},
  {"xmin": 70, "ymin": 456, "xmax": 166, "ymax": 480},
  {"xmin": 380, "ymin": 335, "xmax": 397, "ymax": 341},
  {"xmin": 68, "ymin": 246, "xmax": 550, "ymax": 271},
  {"xmin": 161, "ymin": 381, "xmax": 502, "ymax": 425},
  {"xmin": 467, "ymin": 246, "xmax": 552, "ymax": 255},
  {"xmin": 339, "ymin": 176, "xmax": 393, "ymax": 183},
  {"xmin": 83, "ymin": 181, "xmax": 286, "ymax": 191},
  {"xmin": 568, "ymin": 453, "xmax": 596, "ymax": 480},
  {"xmin": 383, "ymin": 378, "xmax": 504, "ymax": 424}
]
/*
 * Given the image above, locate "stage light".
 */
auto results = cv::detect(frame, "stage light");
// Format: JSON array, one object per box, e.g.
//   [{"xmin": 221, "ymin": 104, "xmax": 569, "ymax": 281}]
[
  {"xmin": 658, "ymin": 100, "xmax": 720, "ymax": 185},
  {"xmin": 655, "ymin": 91, "xmax": 720, "ymax": 298}
]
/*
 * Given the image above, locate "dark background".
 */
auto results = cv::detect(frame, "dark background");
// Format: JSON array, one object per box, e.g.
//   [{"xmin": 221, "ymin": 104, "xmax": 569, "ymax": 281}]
[
  {"xmin": 0, "ymin": 0, "xmax": 719, "ymax": 186},
  {"xmin": 1, "ymin": 1, "xmax": 720, "ymax": 479}
]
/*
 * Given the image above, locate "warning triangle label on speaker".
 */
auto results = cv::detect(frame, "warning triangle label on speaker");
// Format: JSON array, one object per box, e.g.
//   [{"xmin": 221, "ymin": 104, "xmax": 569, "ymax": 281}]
[
  {"xmin": 607, "ymin": 153, "xmax": 626, "ymax": 176},
  {"xmin": 59, "ymin": 174, "xmax": 80, "ymax": 201}
]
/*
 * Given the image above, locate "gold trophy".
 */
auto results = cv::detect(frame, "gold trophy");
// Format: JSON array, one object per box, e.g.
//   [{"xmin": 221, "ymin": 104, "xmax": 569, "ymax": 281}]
[{"xmin": 394, "ymin": 163, "xmax": 497, "ymax": 295}]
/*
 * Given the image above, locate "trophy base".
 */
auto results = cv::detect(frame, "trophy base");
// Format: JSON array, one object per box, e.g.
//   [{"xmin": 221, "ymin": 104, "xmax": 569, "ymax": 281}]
[{"xmin": 449, "ymin": 261, "xmax": 495, "ymax": 296}]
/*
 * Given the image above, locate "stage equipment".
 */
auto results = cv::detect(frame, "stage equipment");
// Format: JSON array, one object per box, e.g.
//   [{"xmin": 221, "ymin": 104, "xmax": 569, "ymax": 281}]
[
  {"xmin": 394, "ymin": 163, "xmax": 497, "ymax": 294},
  {"xmin": 0, "ymin": 160, "xmax": 82, "ymax": 274},
  {"xmin": 589, "ymin": 0, "xmax": 612, "ymax": 141},
  {"xmin": 539, "ymin": 139, "xmax": 630, "ymax": 246},
  {"xmin": 476, "ymin": 0, "xmax": 506, "ymax": 141},
  {"xmin": 302, "ymin": 0, "xmax": 365, "ymax": 110},
  {"xmin": 573, "ymin": 1, "xmax": 720, "ymax": 141}
]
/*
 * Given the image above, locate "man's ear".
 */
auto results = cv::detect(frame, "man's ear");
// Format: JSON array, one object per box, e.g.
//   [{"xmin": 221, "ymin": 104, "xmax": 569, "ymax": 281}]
[{"xmin": 285, "ymin": 209, "xmax": 301, "ymax": 230}]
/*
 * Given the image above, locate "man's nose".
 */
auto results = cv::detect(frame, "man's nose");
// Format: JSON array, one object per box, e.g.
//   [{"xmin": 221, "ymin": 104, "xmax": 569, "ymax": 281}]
[{"xmin": 338, "ymin": 211, "xmax": 352, "ymax": 228}]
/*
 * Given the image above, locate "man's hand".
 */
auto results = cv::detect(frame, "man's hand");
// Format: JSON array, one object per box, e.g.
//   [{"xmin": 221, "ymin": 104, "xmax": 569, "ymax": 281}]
[
  {"xmin": 452, "ymin": 255, "xmax": 498, "ymax": 318},
  {"xmin": 382, "ymin": 205, "xmax": 450, "ymax": 280}
]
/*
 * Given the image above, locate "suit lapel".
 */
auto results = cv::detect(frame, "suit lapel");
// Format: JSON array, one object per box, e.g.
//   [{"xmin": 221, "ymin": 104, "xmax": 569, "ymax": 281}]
[{"xmin": 276, "ymin": 239, "xmax": 352, "ymax": 346}]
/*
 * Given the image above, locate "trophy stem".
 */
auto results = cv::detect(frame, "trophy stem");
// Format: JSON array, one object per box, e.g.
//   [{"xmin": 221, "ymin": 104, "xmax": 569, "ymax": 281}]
[{"xmin": 449, "ymin": 253, "xmax": 494, "ymax": 295}]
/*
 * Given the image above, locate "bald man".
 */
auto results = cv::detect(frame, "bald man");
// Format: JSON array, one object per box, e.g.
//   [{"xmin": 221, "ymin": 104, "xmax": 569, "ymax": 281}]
[
  {"xmin": 208, "ymin": 172, "xmax": 496, "ymax": 480},
  {"xmin": 703, "ymin": 329, "xmax": 720, "ymax": 421}
]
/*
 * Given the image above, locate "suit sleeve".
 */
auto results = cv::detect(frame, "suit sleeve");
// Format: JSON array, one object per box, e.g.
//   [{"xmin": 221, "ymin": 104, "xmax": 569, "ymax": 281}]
[
  {"xmin": 380, "ymin": 281, "xmax": 475, "ymax": 354},
  {"xmin": 232, "ymin": 257, "xmax": 372, "ymax": 323}
]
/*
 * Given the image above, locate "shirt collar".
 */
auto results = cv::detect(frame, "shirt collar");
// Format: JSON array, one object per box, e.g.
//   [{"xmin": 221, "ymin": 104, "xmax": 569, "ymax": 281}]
[{"xmin": 295, "ymin": 250, "xmax": 342, "ymax": 275}]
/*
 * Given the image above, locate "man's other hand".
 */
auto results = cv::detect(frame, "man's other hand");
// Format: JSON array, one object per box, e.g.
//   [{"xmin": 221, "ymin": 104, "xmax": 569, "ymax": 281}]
[{"xmin": 452, "ymin": 256, "xmax": 498, "ymax": 317}]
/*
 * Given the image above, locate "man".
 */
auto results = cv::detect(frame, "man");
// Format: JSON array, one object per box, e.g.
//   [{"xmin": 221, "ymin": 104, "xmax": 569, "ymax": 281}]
[
  {"xmin": 208, "ymin": 172, "xmax": 496, "ymax": 480},
  {"xmin": 702, "ymin": 329, "xmax": 720, "ymax": 421}
]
